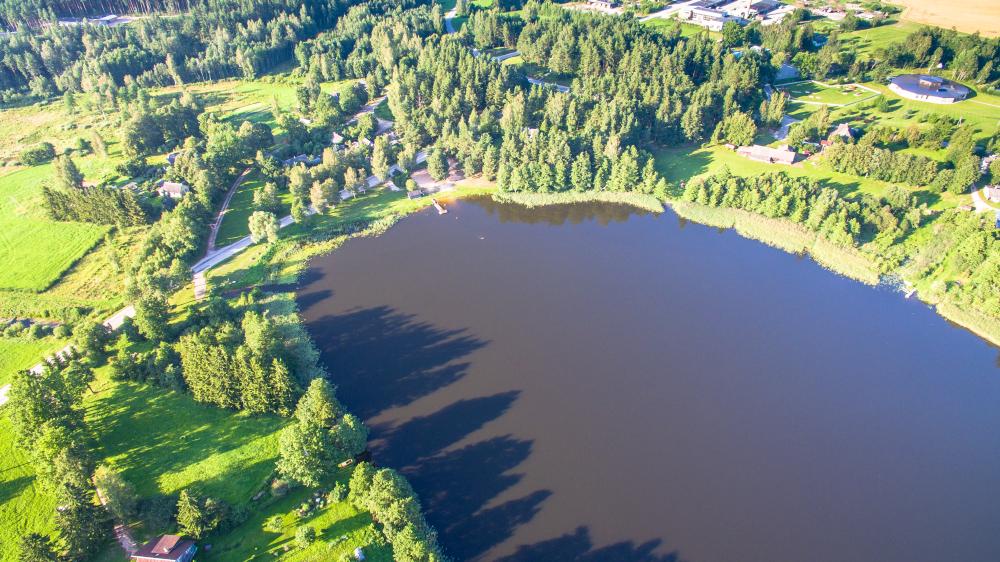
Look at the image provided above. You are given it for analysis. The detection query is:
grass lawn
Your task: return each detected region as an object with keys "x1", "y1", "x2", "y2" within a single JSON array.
[
  {"x1": 374, "y1": 99, "x2": 395, "y2": 122},
  {"x1": 642, "y1": 17, "x2": 721, "y2": 39},
  {"x1": 837, "y1": 21, "x2": 923, "y2": 57},
  {"x1": 0, "y1": 164, "x2": 110, "y2": 292},
  {"x1": 205, "y1": 471, "x2": 392, "y2": 562},
  {"x1": 85, "y1": 372, "x2": 286, "y2": 508},
  {"x1": 0, "y1": 415, "x2": 58, "y2": 562},
  {"x1": 0, "y1": 336, "x2": 66, "y2": 386},
  {"x1": 779, "y1": 81, "x2": 878, "y2": 107},
  {"x1": 217, "y1": 173, "x2": 264, "y2": 247}
]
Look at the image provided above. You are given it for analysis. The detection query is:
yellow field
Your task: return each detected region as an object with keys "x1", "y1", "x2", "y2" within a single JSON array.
[{"x1": 890, "y1": 0, "x2": 1000, "y2": 37}]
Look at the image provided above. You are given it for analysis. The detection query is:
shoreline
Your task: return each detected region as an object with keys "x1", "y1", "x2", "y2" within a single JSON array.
[{"x1": 276, "y1": 184, "x2": 1000, "y2": 360}]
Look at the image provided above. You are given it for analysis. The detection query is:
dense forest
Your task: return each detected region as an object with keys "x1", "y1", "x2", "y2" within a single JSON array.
[{"x1": 0, "y1": 0, "x2": 365, "y2": 100}]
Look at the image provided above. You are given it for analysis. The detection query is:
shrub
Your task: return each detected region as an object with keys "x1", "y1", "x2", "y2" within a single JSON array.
[
  {"x1": 265, "y1": 515, "x2": 284, "y2": 532},
  {"x1": 295, "y1": 526, "x2": 316, "y2": 549},
  {"x1": 20, "y1": 142, "x2": 55, "y2": 165},
  {"x1": 329, "y1": 482, "x2": 347, "y2": 503}
]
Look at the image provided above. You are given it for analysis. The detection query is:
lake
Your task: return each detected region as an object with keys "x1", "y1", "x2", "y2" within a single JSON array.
[{"x1": 297, "y1": 196, "x2": 1000, "y2": 562}]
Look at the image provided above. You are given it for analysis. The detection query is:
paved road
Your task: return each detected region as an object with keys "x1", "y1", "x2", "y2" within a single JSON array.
[{"x1": 444, "y1": 8, "x2": 457, "y2": 34}]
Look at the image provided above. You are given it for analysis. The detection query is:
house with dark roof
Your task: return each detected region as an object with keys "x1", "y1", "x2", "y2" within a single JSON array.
[{"x1": 131, "y1": 535, "x2": 196, "y2": 562}]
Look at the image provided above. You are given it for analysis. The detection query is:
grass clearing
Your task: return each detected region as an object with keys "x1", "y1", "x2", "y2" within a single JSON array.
[
  {"x1": 205, "y1": 472, "x2": 392, "y2": 562},
  {"x1": 215, "y1": 172, "x2": 292, "y2": 247},
  {"x1": 85, "y1": 371, "x2": 286, "y2": 508},
  {"x1": 642, "y1": 17, "x2": 721, "y2": 39},
  {"x1": 0, "y1": 336, "x2": 66, "y2": 386},
  {"x1": 0, "y1": 415, "x2": 58, "y2": 562},
  {"x1": 837, "y1": 21, "x2": 923, "y2": 57},
  {"x1": 779, "y1": 81, "x2": 878, "y2": 107},
  {"x1": 0, "y1": 165, "x2": 110, "y2": 292}
]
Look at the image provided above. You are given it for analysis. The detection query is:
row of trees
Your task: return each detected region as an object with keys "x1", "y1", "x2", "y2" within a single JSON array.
[
  {"x1": 681, "y1": 171, "x2": 923, "y2": 250},
  {"x1": 349, "y1": 462, "x2": 443, "y2": 562},
  {"x1": 826, "y1": 141, "x2": 980, "y2": 195},
  {"x1": 176, "y1": 309, "x2": 313, "y2": 415},
  {"x1": 8, "y1": 355, "x2": 111, "y2": 560}
]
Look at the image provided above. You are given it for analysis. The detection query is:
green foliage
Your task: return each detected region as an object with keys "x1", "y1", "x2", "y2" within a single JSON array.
[
  {"x1": 295, "y1": 525, "x2": 317, "y2": 549},
  {"x1": 20, "y1": 142, "x2": 55, "y2": 166},
  {"x1": 249, "y1": 211, "x2": 280, "y2": 244},
  {"x1": 681, "y1": 171, "x2": 921, "y2": 250},
  {"x1": 349, "y1": 463, "x2": 442, "y2": 562},
  {"x1": 277, "y1": 379, "x2": 368, "y2": 487},
  {"x1": 177, "y1": 489, "x2": 226, "y2": 540},
  {"x1": 18, "y1": 533, "x2": 59, "y2": 562},
  {"x1": 93, "y1": 465, "x2": 138, "y2": 522}
]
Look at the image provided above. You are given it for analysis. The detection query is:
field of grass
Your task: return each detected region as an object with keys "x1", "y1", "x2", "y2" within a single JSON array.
[
  {"x1": 205, "y1": 471, "x2": 392, "y2": 562},
  {"x1": 0, "y1": 415, "x2": 58, "y2": 562},
  {"x1": 779, "y1": 81, "x2": 878, "y2": 106},
  {"x1": 892, "y1": 0, "x2": 1000, "y2": 37},
  {"x1": 215, "y1": 172, "x2": 295, "y2": 247},
  {"x1": 642, "y1": 17, "x2": 721, "y2": 39},
  {"x1": 836, "y1": 20, "x2": 923, "y2": 57},
  {"x1": 0, "y1": 336, "x2": 66, "y2": 386},
  {"x1": 85, "y1": 372, "x2": 285, "y2": 508},
  {"x1": 0, "y1": 165, "x2": 111, "y2": 292}
]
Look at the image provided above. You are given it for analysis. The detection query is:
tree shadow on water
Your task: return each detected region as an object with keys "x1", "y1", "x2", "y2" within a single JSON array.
[
  {"x1": 403, "y1": 435, "x2": 548, "y2": 561},
  {"x1": 497, "y1": 526, "x2": 683, "y2": 562},
  {"x1": 305, "y1": 305, "x2": 488, "y2": 419}
]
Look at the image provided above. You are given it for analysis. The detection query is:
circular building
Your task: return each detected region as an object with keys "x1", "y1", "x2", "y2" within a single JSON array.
[{"x1": 888, "y1": 74, "x2": 970, "y2": 104}]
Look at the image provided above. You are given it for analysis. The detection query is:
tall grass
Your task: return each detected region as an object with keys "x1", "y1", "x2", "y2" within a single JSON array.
[{"x1": 669, "y1": 200, "x2": 881, "y2": 285}]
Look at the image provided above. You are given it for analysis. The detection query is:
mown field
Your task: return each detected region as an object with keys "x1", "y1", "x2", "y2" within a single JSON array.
[
  {"x1": 780, "y1": 81, "x2": 878, "y2": 106},
  {"x1": 891, "y1": 0, "x2": 1000, "y2": 37},
  {"x1": 215, "y1": 172, "x2": 296, "y2": 248},
  {"x1": 0, "y1": 165, "x2": 110, "y2": 292}
]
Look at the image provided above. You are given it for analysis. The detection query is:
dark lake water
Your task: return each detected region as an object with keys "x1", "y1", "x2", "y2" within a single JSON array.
[{"x1": 297, "y1": 196, "x2": 1000, "y2": 562}]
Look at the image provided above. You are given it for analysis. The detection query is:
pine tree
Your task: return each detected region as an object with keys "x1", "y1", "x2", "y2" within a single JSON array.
[
  {"x1": 53, "y1": 156, "x2": 84, "y2": 190},
  {"x1": 570, "y1": 152, "x2": 592, "y2": 192}
]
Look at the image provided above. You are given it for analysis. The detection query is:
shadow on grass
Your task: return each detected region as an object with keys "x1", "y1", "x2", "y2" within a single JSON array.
[{"x1": 84, "y1": 382, "x2": 284, "y2": 504}]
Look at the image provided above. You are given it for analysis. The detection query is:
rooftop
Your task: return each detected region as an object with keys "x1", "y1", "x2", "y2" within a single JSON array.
[
  {"x1": 132, "y1": 535, "x2": 195, "y2": 561},
  {"x1": 889, "y1": 74, "x2": 970, "y2": 100}
]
